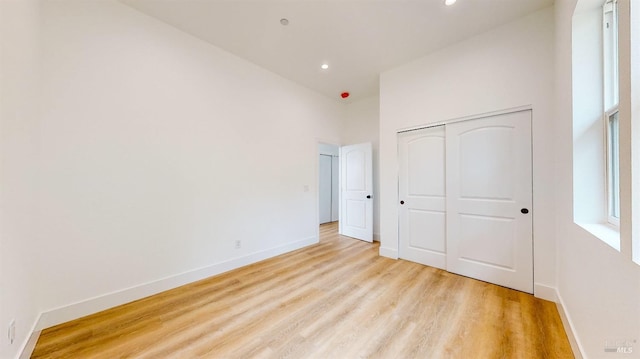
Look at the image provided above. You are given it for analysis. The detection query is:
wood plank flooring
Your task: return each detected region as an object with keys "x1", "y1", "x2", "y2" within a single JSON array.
[{"x1": 32, "y1": 222, "x2": 574, "y2": 358}]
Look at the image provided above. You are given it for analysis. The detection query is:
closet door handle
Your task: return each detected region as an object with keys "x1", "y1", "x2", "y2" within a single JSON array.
[
  {"x1": 521, "y1": 208, "x2": 529, "y2": 214},
  {"x1": 400, "y1": 200, "x2": 405, "y2": 205},
  {"x1": 367, "y1": 195, "x2": 371, "y2": 199}
]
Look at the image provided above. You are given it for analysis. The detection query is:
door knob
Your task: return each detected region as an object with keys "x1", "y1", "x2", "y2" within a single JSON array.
[
  {"x1": 521, "y1": 208, "x2": 529, "y2": 214},
  {"x1": 367, "y1": 195, "x2": 371, "y2": 199},
  {"x1": 400, "y1": 200, "x2": 405, "y2": 205}
]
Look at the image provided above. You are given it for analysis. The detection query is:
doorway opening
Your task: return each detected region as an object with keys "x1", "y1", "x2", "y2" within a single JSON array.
[
  {"x1": 318, "y1": 143, "x2": 340, "y2": 227},
  {"x1": 317, "y1": 141, "x2": 374, "y2": 243}
]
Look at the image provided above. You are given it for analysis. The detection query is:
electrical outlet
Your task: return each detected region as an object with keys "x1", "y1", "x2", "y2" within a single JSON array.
[
  {"x1": 235, "y1": 240, "x2": 241, "y2": 249},
  {"x1": 8, "y1": 320, "x2": 15, "y2": 345}
]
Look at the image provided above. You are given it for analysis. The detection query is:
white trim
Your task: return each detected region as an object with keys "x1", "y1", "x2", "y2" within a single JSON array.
[
  {"x1": 533, "y1": 283, "x2": 558, "y2": 302},
  {"x1": 604, "y1": 107, "x2": 620, "y2": 227},
  {"x1": 396, "y1": 105, "x2": 532, "y2": 134},
  {"x1": 602, "y1": 0, "x2": 619, "y2": 109},
  {"x1": 373, "y1": 232, "x2": 381, "y2": 242},
  {"x1": 18, "y1": 329, "x2": 41, "y2": 359},
  {"x1": 379, "y1": 246, "x2": 398, "y2": 259},
  {"x1": 556, "y1": 290, "x2": 586, "y2": 359},
  {"x1": 35, "y1": 236, "x2": 317, "y2": 331},
  {"x1": 576, "y1": 221, "x2": 621, "y2": 251},
  {"x1": 15, "y1": 316, "x2": 42, "y2": 359}
]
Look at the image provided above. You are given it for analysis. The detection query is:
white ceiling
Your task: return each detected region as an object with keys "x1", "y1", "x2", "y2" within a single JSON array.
[{"x1": 120, "y1": 0, "x2": 553, "y2": 102}]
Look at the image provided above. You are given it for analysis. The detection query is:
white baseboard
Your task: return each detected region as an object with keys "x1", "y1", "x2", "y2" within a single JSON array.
[
  {"x1": 534, "y1": 283, "x2": 558, "y2": 302},
  {"x1": 19, "y1": 329, "x2": 40, "y2": 359},
  {"x1": 35, "y1": 236, "x2": 317, "y2": 331},
  {"x1": 556, "y1": 290, "x2": 585, "y2": 359},
  {"x1": 379, "y1": 246, "x2": 398, "y2": 259},
  {"x1": 373, "y1": 232, "x2": 381, "y2": 242},
  {"x1": 15, "y1": 313, "x2": 42, "y2": 359},
  {"x1": 532, "y1": 285, "x2": 584, "y2": 358}
]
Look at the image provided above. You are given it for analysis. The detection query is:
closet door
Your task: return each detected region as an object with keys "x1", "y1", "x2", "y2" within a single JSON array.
[
  {"x1": 446, "y1": 110, "x2": 533, "y2": 293},
  {"x1": 398, "y1": 126, "x2": 446, "y2": 270}
]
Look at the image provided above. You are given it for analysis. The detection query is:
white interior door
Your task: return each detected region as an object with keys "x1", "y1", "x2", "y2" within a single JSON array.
[
  {"x1": 398, "y1": 126, "x2": 446, "y2": 269},
  {"x1": 319, "y1": 154, "x2": 332, "y2": 224},
  {"x1": 340, "y1": 143, "x2": 373, "y2": 242},
  {"x1": 446, "y1": 110, "x2": 533, "y2": 293}
]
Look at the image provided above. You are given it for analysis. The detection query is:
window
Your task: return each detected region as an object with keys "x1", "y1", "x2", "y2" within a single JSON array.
[
  {"x1": 603, "y1": 0, "x2": 619, "y2": 226},
  {"x1": 571, "y1": 0, "x2": 621, "y2": 249},
  {"x1": 603, "y1": 0, "x2": 618, "y2": 108}
]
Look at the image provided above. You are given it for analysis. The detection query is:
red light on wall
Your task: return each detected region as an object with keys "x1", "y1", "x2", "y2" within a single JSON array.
[{"x1": 341, "y1": 92, "x2": 350, "y2": 99}]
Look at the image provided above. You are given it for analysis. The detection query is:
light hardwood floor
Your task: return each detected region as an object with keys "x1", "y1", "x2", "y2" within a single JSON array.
[{"x1": 32, "y1": 222, "x2": 573, "y2": 358}]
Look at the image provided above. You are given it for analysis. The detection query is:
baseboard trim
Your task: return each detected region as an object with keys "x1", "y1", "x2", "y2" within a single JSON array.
[
  {"x1": 379, "y1": 246, "x2": 398, "y2": 259},
  {"x1": 533, "y1": 283, "x2": 558, "y2": 302},
  {"x1": 556, "y1": 290, "x2": 585, "y2": 359},
  {"x1": 373, "y1": 232, "x2": 381, "y2": 242},
  {"x1": 35, "y1": 236, "x2": 318, "y2": 331},
  {"x1": 16, "y1": 315, "x2": 42, "y2": 359},
  {"x1": 19, "y1": 329, "x2": 41, "y2": 359}
]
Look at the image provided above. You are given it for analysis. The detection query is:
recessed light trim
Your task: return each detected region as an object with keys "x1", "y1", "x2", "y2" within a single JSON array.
[
  {"x1": 321, "y1": 64, "x2": 329, "y2": 70},
  {"x1": 445, "y1": 0, "x2": 457, "y2": 5},
  {"x1": 280, "y1": 18, "x2": 289, "y2": 26}
]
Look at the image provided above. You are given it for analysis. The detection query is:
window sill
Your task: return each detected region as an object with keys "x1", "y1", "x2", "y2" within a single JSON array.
[{"x1": 576, "y1": 222, "x2": 620, "y2": 251}]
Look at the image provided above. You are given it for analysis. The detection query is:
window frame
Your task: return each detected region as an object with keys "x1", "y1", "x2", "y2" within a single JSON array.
[
  {"x1": 605, "y1": 107, "x2": 620, "y2": 226},
  {"x1": 603, "y1": 0, "x2": 620, "y2": 228},
  {"x1": 603, "y1": 0, "x2": 619, "y2": 109}
]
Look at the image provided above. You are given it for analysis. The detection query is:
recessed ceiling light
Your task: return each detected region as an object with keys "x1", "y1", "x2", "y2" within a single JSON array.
[
  {"x1": 280, "y1": 18, "x2": 289, "y2": 26},
  {"x1": 321, "y1": 64, "x2": 329, "y2": 70},
  {"x1": 445, "y1": 0, "x2": 457, "y2": 5}
]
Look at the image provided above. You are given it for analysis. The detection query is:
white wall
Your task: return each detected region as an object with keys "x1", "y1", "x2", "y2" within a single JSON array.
[
  {"x1": 343, "y1": 96, "x2": 380, "y2": 239},
  {"x1": 0, "y1": 1, "x2": 42, "y2": 358},
  {"x1": 554, "y1": 0, "x2": 640, "y2": 357},
  {"x1": 10, "y1": 2, "x2": 640, "y2": 359},
  {"x1": 379, "y1": 8, "x2": 557, "y2": 295},
  {"x1": 35, "y1": 0, "x2": 345, "y2": 329}
]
